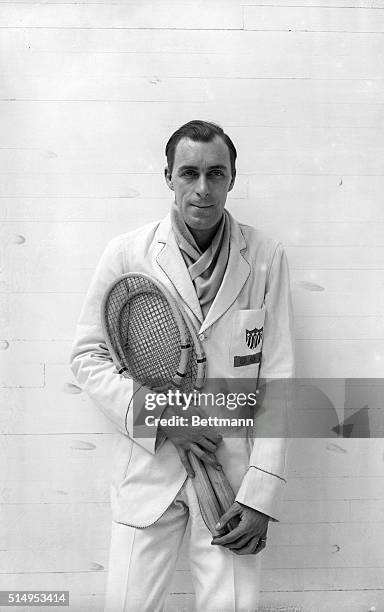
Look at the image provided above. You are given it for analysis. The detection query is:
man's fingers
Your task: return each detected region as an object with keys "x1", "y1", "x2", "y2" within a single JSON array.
[
  {"x1": 215, "y1": 503, "x2": 241, "y2": 531},
  {"x1": 253, "y1": 535, "x2": 267, "y2": 555},
  {"x1": 177, "y1": 447, "x2": 195, "y2": 478},
  {"x1": 233, "y1": 536, "x2": 261, "y2": 556},
  {"x1": 189, "y1": 444, "x2": 221, "y2": 470},
  {"x1": 221, "y1": 534, "x2": 252, "y2": 551},
  {"x1": 203, "y1": 430, "x2": 223, "y2": 445},
  {"x1": 196, "y1": 437, "x2": 217, "y2": 454},
  {"x1": 211, "y1": 525, "x2": 244, "y2": 545}
]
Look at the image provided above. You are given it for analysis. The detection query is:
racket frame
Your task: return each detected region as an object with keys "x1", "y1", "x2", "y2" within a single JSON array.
[{"x1": 101, "y1": 272, "x2": 206, "y2": 392}]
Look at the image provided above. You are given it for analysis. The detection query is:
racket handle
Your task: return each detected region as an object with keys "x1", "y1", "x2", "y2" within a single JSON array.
[
  {"x1": 188, "y1": 452, "x2": 223, "y2": 536},
  {"x1": 172, "y1": 343, "x2": 191, "y2": 387},
  {"x1": 204, "y1": 462, "x2": 240, "y2": 532},
  {"x1": 188, "y1": 452, "x2": 239, "y2": 536}
]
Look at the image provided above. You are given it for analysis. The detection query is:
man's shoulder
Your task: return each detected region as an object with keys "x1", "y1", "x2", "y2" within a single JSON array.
[
  {"x1": 235, "y1": 219, "x2": 282, "y2": 256},
  {"x1": 105, "y1": 219, "x2": 164, "y2": 252}
]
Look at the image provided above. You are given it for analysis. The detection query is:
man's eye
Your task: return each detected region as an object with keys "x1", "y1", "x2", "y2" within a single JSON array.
[
  {"x1": 181, "y1": 170, "x2": 197, "y2": 178},
  {"x1": 210, "y1": 170, "x2": 225, "y2": 177}
]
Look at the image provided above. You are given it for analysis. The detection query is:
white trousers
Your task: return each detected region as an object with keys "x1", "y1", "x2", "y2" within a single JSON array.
[{"x1": 104, "y1": 478, "x2": 261, "y2": 612}]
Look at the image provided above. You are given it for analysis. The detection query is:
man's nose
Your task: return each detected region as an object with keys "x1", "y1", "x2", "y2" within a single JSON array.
[{"x1": 196, "y1": 174, "x2": 209, "y2": 199}]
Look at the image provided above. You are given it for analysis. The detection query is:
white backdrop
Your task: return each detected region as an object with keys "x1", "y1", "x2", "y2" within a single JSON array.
[{"x1": 1, "y1": 1, "x2": 383, "y2": 610}]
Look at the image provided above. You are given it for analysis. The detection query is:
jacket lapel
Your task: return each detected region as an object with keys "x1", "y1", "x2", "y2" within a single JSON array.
[
  {"x1": 156, "y1": 215, "x2": 204, "y2": 324},
  {"x1": 155, "y1": 211, "x2": 250, "y2": 332},
  {"x1": 199, "y1": 213, "x2": 250, "y2": 334}
]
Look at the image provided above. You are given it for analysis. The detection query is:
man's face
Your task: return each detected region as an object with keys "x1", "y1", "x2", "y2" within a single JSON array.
[{"x1": 165, "y1": 136, "x2": 235, "y2": 233}]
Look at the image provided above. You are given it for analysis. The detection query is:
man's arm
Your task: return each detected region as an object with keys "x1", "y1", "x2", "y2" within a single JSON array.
[
  {"x1": 69, "y1": 236, "x2": 157, "y2": 454},
  {"x1": 235, "y1": 242, "x2": 294, "y2": 520},
  {"x1": 213, "y1": 243, "x2": 294, "y2": 553}
]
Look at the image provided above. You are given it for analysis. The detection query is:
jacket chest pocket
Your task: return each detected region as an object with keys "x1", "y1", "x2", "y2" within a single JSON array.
[{"x1": 229, "y1": 308, "x2": 265, "y2": 374}]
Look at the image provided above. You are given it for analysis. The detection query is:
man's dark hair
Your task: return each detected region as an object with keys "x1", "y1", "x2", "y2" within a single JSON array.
[{"x1": 165, "y1": 120, "x2": 237, "y2": 178}]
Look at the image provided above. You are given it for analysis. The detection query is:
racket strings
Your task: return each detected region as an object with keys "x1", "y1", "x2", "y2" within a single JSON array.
[
  {"x1": 102, "y1": 273, "x2": 205, "y2": 392},
  {"x1": 121, "y1": 296, "x2": 180, "y2": 387}
]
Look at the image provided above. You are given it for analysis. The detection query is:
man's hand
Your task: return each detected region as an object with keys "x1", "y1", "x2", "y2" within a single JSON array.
[
  {"x1": 159, "y1": 403, "x2": 223, "y2": 477},
  {"x1": 211, "y1": 501, "x2": 269, "y2": 555}
]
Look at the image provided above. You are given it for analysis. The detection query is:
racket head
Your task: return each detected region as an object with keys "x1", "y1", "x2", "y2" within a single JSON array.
[
  {"x1": 101, "y1": 273, "x2": 191, "y2": 392},
  {"x1": 101, "y1": 273, "x2": 205, "y2": 392}
]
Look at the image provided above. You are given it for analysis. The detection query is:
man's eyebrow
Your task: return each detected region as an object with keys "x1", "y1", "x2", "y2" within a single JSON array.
[
  {"x1": 177, "y1": 165, "x2": 198, "y2": 172},
  {"x1": 177, "y1": 164, "x2": 228, "y2": 171}
]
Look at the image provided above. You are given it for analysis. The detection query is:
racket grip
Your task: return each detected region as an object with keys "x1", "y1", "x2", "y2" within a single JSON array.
[
  {"x1": 188, "y1": 452, "x2": 240, "y2": 536},
  {"x1": 188, "y1": 452, "x2": 224, "y2": 536},
  {"x1": 204, "y1": 462, "x2": 240, "y2": 532},
  {"x1": 172, "y1": 343, "x2": 191, "y2": 387}
]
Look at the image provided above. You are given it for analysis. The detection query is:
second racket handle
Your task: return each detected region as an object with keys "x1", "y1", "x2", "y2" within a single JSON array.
[{"x1": 172, "y1": 342, "x2": 191, "y2": 388}]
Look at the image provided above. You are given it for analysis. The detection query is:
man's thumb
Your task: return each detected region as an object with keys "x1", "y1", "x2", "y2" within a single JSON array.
[{"x1": 216, "y1": 503, "x2": 239, "y2": 530}]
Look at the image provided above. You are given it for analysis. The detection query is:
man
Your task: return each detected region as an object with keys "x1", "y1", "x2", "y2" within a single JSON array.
[{"x1": 70, "y1": 120, "x2": 294, "y2": 611}]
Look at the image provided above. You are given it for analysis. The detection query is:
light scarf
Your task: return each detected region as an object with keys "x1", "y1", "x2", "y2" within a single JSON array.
[{"x1": 170, "y1": 202, "x2": 230, "y2": 318}]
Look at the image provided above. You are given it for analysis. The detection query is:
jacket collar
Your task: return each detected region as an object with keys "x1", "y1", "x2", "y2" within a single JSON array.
[{"x1": 155, "y1": 210, "x2": 250, "y2": 332}]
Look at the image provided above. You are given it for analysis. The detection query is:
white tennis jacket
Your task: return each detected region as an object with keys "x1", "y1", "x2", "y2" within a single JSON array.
[{"x1": 70, "y1": 211, "x2": 295, "y2": 526}]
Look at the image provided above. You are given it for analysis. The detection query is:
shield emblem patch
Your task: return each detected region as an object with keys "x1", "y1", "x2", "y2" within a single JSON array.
[{"x1": 246, "y1": 327, "x2": 263, "y2": 350}]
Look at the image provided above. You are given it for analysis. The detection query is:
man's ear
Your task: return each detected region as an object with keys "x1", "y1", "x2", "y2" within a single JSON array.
[
  {"x1": 228, "y1": 170, "x2": 236, "y2": 192},
  {"x1": 164, "y1": 167, "x2": 174, "y2": 191}
]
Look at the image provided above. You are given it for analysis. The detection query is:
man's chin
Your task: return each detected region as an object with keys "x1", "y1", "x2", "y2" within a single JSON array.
[
  {"x1": 186, "y1": 210, "x2": 223, "y2": 229},
  {"x1": 187, "y1": 217, "x2": 219, "y2": 232}
]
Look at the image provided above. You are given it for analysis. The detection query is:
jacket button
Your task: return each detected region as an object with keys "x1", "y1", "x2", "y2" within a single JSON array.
[{"x1": 199, "y1": 333, "x2": 206, "y2": 341}]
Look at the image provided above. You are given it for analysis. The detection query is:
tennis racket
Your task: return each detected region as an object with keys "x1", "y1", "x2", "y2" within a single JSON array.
[{"x1": 101, "y1": 272, "x2": 237, "y2": 535}]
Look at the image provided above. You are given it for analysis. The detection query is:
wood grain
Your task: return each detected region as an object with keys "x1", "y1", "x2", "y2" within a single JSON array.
[
  {"x1": 0, "y1": 100, "x2": 383, "y2": 137},
  {"x1": 2, "y1": 21, "x2": 383, "y2": 54},
  {"x1": 4, "y1": 46, "x2": 384, "y2": 80},
  {"x1": 2, "y1": 77, "x2": 384, "y2": 105},
  {"x1": 0, "y1": 3, "x2": 243, "y2": 29},
  {"x1": 244, "y1": 5, "x2": 384, "y2": 32}
]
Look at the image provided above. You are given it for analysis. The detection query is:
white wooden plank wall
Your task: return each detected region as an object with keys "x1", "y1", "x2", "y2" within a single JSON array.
[{"x1": 1, "y1": 1, "x2": 383, "y2": 610}]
